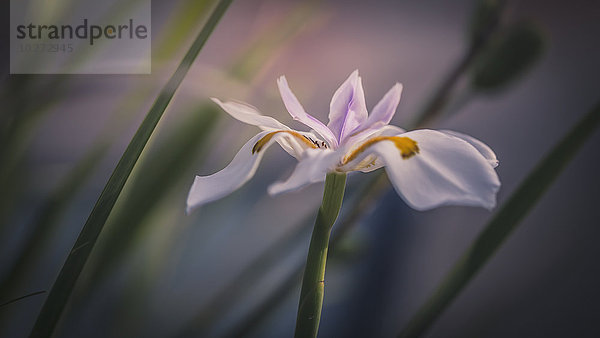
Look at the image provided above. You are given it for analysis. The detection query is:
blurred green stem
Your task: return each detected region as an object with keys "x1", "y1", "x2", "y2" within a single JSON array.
[
  {"x1": 413, "y1": 0, "x2": 505, "y2": 127},
  {"x1": 73, "y1": 105, "x2": 218, "y2": 307},
  {"x1": 28, "y1": 1, "x2": 233, "y2": 337},
  {"x1": 0, "y1": 0, "x2": 215, "y2": 317},
  {"x1": 398, "y1": 101, "x2": 600, "y2": 338},
  {"x1": 294, "y1": 173, "x2": 346, "y2": 338},
  {"x1": 413, "y1": 45, "x2": 480, "y2": 127},
  {"x1": 0, "y1": 0, "x2": 151, "y2": 229},
  {"x1": 0, "y1": 144, "x2": 106, "y2": 300}
]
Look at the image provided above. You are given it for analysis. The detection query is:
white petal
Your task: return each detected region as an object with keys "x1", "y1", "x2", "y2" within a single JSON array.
[
  {"x1": 275, "y1": 131, "x2": 326, "y2": 160},
  {"x1": 338, "y1": 125, "x2": 406, "y2": 173},
  {"x1": 370, "y1": 129, "x2": 500, "y2": 210},
  {"x1": 268, "y1": 148, "x2": 340, "y2": 195},
  {"x1": 344, "y1": 124, "x2": 406, "y2": 148},
  {"x1": 211, "y1": 98, "x2": 288, "y2": 130},
  {"x1": 372, "y1": 125, "x2": 406, "y2": 137},
  {"x1": 354, "y1": 154, "x2": 384, "y2": 173},
  {"x1": 187, "y1": 131, "x2": 284, "y2": 212},
  {"x1": 369, "y1": 83, "x2": 403, "y2": 126},
  {"x1": 347, "y1": 83, "x2": 403, "y2": 142},
  {"x1": 277, "y1": 76, "x2": 338, "y2": 147},
  {"x1": 327, "y1": 70, "x2": 369, "y2": 142},
  {"x1": 440, "y1": 130, "x2": 499, "y2": 168}
]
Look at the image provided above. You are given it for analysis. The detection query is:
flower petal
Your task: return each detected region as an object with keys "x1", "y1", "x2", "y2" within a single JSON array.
[
  {"x1": 338, "y1": 125, "x2": 406, "y2": 173},
  {"x1": 211, "y1": 98, "x2": 288, "y2": 130},
  {"x1": 187, "y1": 130, "x2": 295, "y2": 212},
  {"x1": 370, "y1": 129, "x2": 500, "y2": 210},
  {"x1": 344, "y1": 125, "x2": 407, "y2": 152},
  {"x1": 372, "y1": 125, "x2": 406, "y2": 137},
  {"x1": 262, "y1": 130, "x2": 326, "y2": 160},
  {"x1": 440, "y1": 130, "x2": 499, "y2": 168},
  {"x1": 345, "y1": 83, "x2": 403, "y2": 144},
  {"x1": 277, "y1": 76, "x2": 338, "y2": 147},
  {"x1": 268, "y1": 148, "x2": 340, "y2": 195},
  {"x1": 327, "y1": 70, "x2": 369, "y2": 143},
  {"x1": 369, "y1": 83, "x2": 403, "y2": 126}
]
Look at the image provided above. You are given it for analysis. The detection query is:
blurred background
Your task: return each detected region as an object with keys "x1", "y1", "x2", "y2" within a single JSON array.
[{"x1": 1, "y1": 0, "x2": 600, "y2": 337}]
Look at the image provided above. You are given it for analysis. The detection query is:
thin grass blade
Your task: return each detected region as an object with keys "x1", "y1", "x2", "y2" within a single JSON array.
[
  {"x1": 0, "y1": 144, "x2": 105, "y2": 301},
  {"x1": 398, "y1": 101, "x2": 600, "y2": 338},
  {"x1": 0, "y1": 291, "x2": 46, "y2": 308},
  {"x1": 0, "y1": 0, "x2": 217, "y2": 308},
  {"x1": 28, "y1": 1, "x2": 233, "y2": 337},
  {"x1": 80, "y1": 105, "x2": 218, "y2": 295}
]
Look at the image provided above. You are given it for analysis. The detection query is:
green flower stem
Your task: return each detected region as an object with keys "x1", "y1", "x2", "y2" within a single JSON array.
[
  {"x1": 295, "y1": 172, "x2": 347, "y2": 338},
  {"x1": 222, "y1": 175, "x2": 386, "y2": 337},
  {"x1": 398, "y1": 101, "x2": 600, "y2": 338}
]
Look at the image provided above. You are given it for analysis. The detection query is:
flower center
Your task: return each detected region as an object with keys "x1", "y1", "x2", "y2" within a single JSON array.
[
  {"x1": 252, "y1": 130, "x2": 320, "y2": 154},
  {"x1": 342, "y1": 136, "x2": 419, "y2": 164}
]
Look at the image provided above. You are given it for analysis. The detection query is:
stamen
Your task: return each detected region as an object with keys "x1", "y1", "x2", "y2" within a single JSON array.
[
  {"x1": 342, "y1": 136, "x2": 419, "y2": 164},
  {"x1": 252, "y1": 130, "x2": 319, "y2": 154},
  {"x1": 302, "y1": 135, "x2": 328, "y2": 149},
  {"x1": 366, "y1": 158, "x2": 377, "y2": 168}
]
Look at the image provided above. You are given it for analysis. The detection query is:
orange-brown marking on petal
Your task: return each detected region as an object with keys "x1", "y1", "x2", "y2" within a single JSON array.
[
  {"x1": 342, "y1": 136, "x2": 419, "y2": 164},
  {"x1": 252, "y1": 130, "x2": 318, "y2": 154}
]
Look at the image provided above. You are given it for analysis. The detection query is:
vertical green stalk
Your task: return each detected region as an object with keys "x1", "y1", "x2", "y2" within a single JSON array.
[{"x1": 294, "y1": 172, "x2": 347, "y2": 338}]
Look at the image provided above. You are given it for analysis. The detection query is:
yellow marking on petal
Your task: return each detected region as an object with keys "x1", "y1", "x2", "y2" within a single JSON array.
[
  {"x1": 252, "y1": 130, "x2": 318, "y2": 154},
  {"x1": 342, "y1": 136, "x2": 419, "y2": 164},
  {"x1": 351, "y1": 156, "x2": 378, "y2": 171}
]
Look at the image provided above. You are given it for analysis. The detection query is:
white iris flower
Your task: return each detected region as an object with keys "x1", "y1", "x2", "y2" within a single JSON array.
[{"x1": 187, "y1": 70, "x2": 500, "y2": 213}]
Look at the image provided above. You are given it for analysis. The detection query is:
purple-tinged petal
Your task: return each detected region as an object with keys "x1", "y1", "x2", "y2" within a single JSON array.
[
  {"x1": 211, "y1": 98, "x2": 289, "y2": 130},
  {"x1": 369, "y1": 82, "x2": 403, "y2": 125},
  {"x1": 277, "y1": 76, "x2": 338, "y2": 147},
  {"x1": 343, "y1": 83, "x2": 403, "y2": 145},
  {"x1": 327, "y1": 70, "x2": 368, "y2": 143}
]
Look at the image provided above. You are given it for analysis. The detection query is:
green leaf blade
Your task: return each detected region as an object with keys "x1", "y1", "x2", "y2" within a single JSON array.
[
  {"x1": 28, "y1": 1, "x2": 233, "y2": 337},
  {"x1": 399, "y1": 101, "x2": 600, "y2": 338}
]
